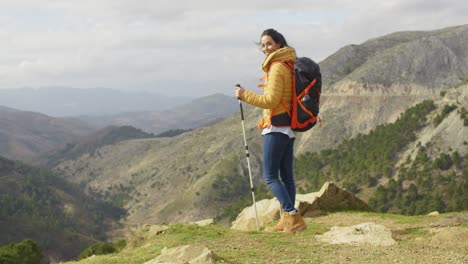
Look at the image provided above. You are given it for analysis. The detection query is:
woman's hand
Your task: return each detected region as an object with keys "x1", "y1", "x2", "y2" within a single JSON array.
[{"x1": 234, "y1": 85, "x2": 245, "y2": 99}]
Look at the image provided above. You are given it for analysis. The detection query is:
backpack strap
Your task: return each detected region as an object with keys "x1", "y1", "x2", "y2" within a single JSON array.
[{"x1": 275, "y1": 61, "x2": 295, "y2": 117}]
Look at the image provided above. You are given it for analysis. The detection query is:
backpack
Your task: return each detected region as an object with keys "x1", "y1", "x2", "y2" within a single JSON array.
[{"x1": 280, "y1": 57, "x2": 322, "y2": 132}]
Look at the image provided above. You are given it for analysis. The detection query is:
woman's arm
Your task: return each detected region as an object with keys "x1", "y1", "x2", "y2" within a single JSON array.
[{"x1": 240, "y1": 63, "x2": 288, "y2": 109}]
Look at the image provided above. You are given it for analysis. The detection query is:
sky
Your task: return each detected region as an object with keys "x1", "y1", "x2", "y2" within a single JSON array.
[{"x1": 1, "y1": 0, "x2": 467, "y2": 97}]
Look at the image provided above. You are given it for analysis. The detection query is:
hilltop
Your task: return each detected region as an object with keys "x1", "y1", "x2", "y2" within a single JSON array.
[{"x1": 64, "y1": 211, "x2": 468, "y2": 263}]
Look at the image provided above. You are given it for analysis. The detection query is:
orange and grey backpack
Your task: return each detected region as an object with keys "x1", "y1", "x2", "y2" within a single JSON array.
[{"x1": 280, "y1": 57, "x2": 322, "y2": 132}]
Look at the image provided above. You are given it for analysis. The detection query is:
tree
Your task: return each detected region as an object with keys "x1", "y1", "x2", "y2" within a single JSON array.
[
  {"x1": 433, "y1": 153, "x2": 453, "y2": 170},
  {"x1": 428, "y1": 194, "x2": 445, "y2": 213}
]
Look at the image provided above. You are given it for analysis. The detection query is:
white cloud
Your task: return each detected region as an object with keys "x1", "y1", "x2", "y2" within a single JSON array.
[{"x1": 0, "y1": 0, "x2": 467, "y2": 96}]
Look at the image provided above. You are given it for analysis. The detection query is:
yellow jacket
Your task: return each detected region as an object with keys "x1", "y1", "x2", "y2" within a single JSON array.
[{"x1": 240, "y1": 47, "x2": 296, "y2": 129}]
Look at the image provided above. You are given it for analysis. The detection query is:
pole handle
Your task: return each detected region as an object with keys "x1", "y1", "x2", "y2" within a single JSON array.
[{"x1": 236, "y1": 84, "x2": 245, "y2": 120}]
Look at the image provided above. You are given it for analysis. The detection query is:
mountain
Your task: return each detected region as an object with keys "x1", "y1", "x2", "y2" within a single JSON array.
[
  {"x1": 52, "y1": 24, "x2": 468, "y2": 226},
  {"x1": 295, "y1": 24, "x2": 468, "y2": 155},
  {"x1": 321, "y1": 24, "x2": 468, "y2": 92},
  {"x1": 76, "y1": 93, "x2": 239, "y2": 134},
  {"x1": 40, "y1": 125, "x2": 156, "y2": 167},
  {"x1": 53, "y1": 85, "x2": 466, "y2": 225},
  {"x1": 0, "y1": 87, "x2": 192, "y2": 117},
  {"x1": 0, "y1": 106, "x2": 95, "y2": 163},
  {"x1": 0, "y1": 156, "x2": 124, "y2": 261},
  {"x1": 0, "y1": 93, "x2": 237, "y2": 165},
  {"x1": 53, "y1": 106, "x2": 263, "y2": 225}
]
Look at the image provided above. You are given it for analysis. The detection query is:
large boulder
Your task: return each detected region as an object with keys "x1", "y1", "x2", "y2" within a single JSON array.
[{"x1": 231, "y1": 182, "x2": 372, "y2": 231}]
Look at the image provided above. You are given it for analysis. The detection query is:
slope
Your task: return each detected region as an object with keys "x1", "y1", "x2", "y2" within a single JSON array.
[
  {"x1": 0, "y1": 106, "x2": 94, "y2": 164},
  {"x1": 76, "y1": 93, "x2": 239, "y2": 134},
  {"x1": 0, "y1": 156, "x2": 125, "y2": 261},
  {"x1": 296, "y1": 24, "x2": 468, "y2": 154}
]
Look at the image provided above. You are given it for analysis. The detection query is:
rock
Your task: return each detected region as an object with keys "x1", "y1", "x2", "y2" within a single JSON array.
[
  {"x1": 148, "y1": 225, "x2": 169, "y2": 236},
  {"x1": 144, "y1": 245, "x2": 216, "y2": 264},
  {"x1": 431, "y1": 215, "x2": 468, "y2": 227},
  {"x1": 317, "y1": 222, "x2": 396, "y2": 246},
  {"x1": 297, "y1": 182, "x2": 373, "y2": 217},
  {"x1": 231, "y1": 182, "x2": 372, "y2": 231},
  {"x1": 230, "y1": 198, "x2": 281, "y2": 231},
  {"x1": 190, "y1": 219, "x2": 214, "y2": 226},
  {"x1": 427, "y1": 211, "x2": 440, "y2": 216}
]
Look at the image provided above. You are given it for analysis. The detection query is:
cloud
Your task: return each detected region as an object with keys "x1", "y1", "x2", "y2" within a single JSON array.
[{"x1": 0, "y1": 0, "x2": 467, "y2": 96}]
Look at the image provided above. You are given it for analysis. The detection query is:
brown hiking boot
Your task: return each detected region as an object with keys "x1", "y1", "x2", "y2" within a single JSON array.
[
  {"x1": 265, "y1": 212, "x2": 287, "y2": 232},
  {"x1": 284, "y1": 212, "x2": 307, "y2": 233}
]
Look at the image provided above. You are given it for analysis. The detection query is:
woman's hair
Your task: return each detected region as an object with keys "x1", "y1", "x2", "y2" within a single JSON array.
[{"x1": 261, "y1": 28, "x2": 289, "y2": 48}]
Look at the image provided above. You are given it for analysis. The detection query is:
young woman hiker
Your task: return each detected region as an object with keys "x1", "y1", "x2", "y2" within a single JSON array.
[{"x1": 234, "y1": 28, "x2": 306, "y2": 233}]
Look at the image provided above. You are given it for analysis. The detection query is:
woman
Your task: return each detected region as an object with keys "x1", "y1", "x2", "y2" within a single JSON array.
[{"x1": 234, "y1": 29, "x2": 306, "y2": 233}]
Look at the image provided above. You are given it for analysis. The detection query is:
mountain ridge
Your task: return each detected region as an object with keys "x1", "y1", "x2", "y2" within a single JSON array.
[
  {"x1": 0, "y1": 87, "x2": 192, "y2": 117},
  {"x1": 321, "y1": 24, "x2": 468, "y2": 93},
  {"x1": 0, "y1": 106, "x2": 95, "y2": 163}
]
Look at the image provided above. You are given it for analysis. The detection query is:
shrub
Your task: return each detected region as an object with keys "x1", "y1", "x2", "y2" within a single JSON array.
[
  {"x1": 78, "y1": 240, "x2": 126, "y2": 260},
  {"x1": 0, "y1": 239, "x2": 43, "y2": 264},
  {"x1": 433, "y1": 104, "x2": 457, "y2": 126}
]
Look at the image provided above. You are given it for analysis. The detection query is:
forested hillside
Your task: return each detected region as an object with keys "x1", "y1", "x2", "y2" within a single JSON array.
[
  {"x1": 0, "y1": 156, "x2": 125, "y2": 261},
  {"x1": 214, "y1": 98, "x2": 467, "y2": 221},
  {"x1": 295, "y1": 100, "x2": 466, "y2": 215}
]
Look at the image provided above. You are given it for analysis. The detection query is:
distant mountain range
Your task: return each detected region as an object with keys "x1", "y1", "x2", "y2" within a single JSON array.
[
  {"x1": 76, "y1": 93, "x2": 239, "y2": 134},
  {"x1": 0, "y1": 93, "x2": 238, "y2": 163},
  {"x1": 0, "y1": 87, "x2": 193, "y2": 117}
]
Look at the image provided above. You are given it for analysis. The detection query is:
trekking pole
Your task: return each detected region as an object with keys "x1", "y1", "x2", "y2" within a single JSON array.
[{"x1": 236, "y1": 84, "x2": 260, "y2": 231}]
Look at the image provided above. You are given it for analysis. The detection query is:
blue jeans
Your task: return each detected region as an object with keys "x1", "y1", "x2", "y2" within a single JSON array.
[{"x1": 263, "y1": 132, "x2": 296, "y2": 212}]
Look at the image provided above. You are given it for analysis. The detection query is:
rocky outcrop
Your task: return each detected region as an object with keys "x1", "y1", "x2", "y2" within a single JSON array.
[
  {"x1": 298, "y1": 182, "x2": 373, "y2": 217},
  {"x1": 231, "y1": 182, "x2": 372, "y2": 231}
]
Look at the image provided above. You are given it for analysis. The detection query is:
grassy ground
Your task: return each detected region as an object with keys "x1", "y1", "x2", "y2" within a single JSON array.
[{"x1": 64, "y1": 211, "x2": 468, "y2": 264}]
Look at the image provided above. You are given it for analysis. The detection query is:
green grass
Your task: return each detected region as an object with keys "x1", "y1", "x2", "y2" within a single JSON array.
[
  {"x1": 65, "y1": 211, "x2": 468, "y2": 264},
  {"x1": 65, "y1": 221, "x2": 330, "y2": 264}
]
